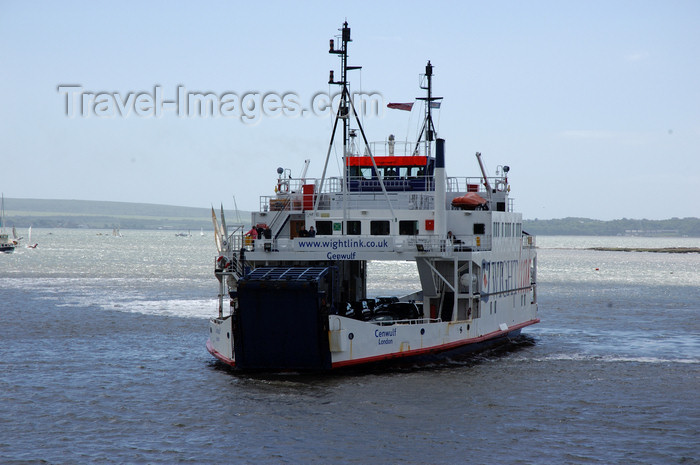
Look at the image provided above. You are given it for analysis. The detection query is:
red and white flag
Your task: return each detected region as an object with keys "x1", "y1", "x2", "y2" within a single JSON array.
[{"x1": 387, "y1": 102, "x2": 414, "y2": 111}]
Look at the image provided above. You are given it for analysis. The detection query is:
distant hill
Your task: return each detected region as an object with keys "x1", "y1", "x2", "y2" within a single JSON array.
[
  {"x1": 523, "y1": 217, "x2": 700, "y2": 237},
  {"x1": 3, "y1": 198, "x2": 250, "y2": 230},
  {"x1": 3, "y1": 198, "x2": 698, "y2": 236}
]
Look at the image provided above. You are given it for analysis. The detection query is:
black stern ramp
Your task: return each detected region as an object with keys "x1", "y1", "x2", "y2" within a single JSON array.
[{"x1": 234, "y1": 266, "x2": 336, "y2": 371}]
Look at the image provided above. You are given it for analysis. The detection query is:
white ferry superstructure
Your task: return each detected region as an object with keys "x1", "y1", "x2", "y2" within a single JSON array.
[{"x1": 207, "y1": 22, "x2": 538, "y2": 371}]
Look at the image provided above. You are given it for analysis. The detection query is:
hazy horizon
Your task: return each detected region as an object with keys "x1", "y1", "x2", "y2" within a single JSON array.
[
  {"x1": 3, "y1": 197, "x2": 698, "y2": 223},
  {"x1": 2, "y1": 2, "x2": 699, "y2": 220}
]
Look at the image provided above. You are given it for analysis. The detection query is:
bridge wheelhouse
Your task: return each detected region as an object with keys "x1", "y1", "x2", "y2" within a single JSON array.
[{"x1": 346, "y1": 155, "x2": 435, "y2": 192}]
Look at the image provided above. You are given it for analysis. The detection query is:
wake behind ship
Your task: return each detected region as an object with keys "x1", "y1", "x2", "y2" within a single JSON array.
[{"x1": 207, "y1": 22, "x2": 538, "y2": 371}]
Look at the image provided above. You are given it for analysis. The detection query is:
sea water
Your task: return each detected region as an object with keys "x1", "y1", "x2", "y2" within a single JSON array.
[{"x1": 1, "y1": 230, "x2": 698, "y2": 464}]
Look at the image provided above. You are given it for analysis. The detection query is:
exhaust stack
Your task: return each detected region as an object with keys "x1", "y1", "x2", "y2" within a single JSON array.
[{"x1": 435, "y1": 138, "x2": 447, "y2": 239}]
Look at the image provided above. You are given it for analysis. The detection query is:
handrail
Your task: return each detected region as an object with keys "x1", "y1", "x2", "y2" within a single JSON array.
[
  {"x1": 371, "y1": 317, "x2": 441, "y2": 326},
  {"x1": 267, "y1": 197, "x2": 291, "y2": 230},
  {"x1": 258, "y1": 175, "x2": 505, "y2": 198},
  {"x1": 406, "y1": 234, "x2": 492, "y2": 251},
  {"x1": 364, "y1": 140, "x2": 429, "y2": 157}
]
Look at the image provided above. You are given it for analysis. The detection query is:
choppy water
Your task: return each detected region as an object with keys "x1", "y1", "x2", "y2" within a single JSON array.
[{"x1": 1, "y1": 230, "x2": 699, "y2": 464}]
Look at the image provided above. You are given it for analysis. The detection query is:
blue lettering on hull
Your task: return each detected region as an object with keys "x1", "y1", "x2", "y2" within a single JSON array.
[{"x1": 375, "y1": 328, "x2": 396, "y2": 346}]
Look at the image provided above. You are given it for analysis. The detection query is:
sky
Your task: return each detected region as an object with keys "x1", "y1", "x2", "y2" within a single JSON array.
[{"x1": 1, "y1": 0, "x2": 699, "y2": 220}]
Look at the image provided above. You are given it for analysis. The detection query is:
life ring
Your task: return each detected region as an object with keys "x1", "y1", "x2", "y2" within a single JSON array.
[{"x1": 276, "y1": 180, "x2": 289, "y2": 194}]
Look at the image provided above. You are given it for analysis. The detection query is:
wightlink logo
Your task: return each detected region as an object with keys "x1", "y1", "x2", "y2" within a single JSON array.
[
  {"x1": 295, "y1": 237, "x2": 393, "y2": 259},
  {"x1": 57, "y1": 85, "x2": 384, "y2": 124}
]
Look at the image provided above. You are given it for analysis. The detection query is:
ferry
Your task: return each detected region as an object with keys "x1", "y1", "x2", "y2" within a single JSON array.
[{"x1": 207, "y1": 22, "x2": 538, "y2": 371}]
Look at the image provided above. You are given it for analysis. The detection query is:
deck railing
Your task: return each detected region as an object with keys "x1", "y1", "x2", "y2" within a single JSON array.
[
  {"x1": 258, "y1": 174, "x2": 510, "y2": 213},
  {"x1": 364, "y1": 140, "x2": 429, "y2": 157},
  {"x1": 406, "y1": 234, "x2": 493, "y2": 252}
]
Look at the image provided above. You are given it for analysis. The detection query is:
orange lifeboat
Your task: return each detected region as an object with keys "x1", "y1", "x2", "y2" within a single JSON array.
[{"x1": 451, "y1": 192, "x2": 487, "y2": 210}]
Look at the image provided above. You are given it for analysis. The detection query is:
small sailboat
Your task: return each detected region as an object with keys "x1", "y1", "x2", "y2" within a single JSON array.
[
  {"x1": 1, "y1": 194, "x2": 16, "y2": 253},
  {"x1": 26, "y1": 226, "x2": 38, "y2": 248}
]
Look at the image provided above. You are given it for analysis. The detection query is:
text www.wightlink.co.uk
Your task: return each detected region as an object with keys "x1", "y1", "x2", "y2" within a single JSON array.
[
  {"x1": 296, "y1": 238, "x2": 391, "y2": 250},
  {"x1": 295, "y1": 238, "x2": 392, "y2": 260}
]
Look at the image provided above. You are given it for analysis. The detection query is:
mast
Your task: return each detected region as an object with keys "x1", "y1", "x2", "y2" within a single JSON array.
[
  {"x1": 315, "y1": 22, "x2": 396, "y2": 221},
  {"x1": 414, "y1": 61, "x2": 442, "y2": 157},
  {"x1": 425, "y1": 61, "x2": 434, "y2": 157},
  {"x1": 328, "y1": 21, "x2": 360, "y2": 160},
  {"x1": 328, "y1": 22, "x2": 356, "y2": 219},
  {"x1": 1, "y1": 194, "x2": 5, "y2": 232}
]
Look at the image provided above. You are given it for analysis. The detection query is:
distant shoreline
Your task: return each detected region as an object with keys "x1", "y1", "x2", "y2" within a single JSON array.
[
  {"x1": 523, "y1": 217, "x2": 699, "y2": 237},
  {"x1": 3, "y1": 198, "x2": 246, "y2": 232},
  {"x1": 3, "y1": 198, "x2": 699, "y2": 237},
  {"x1": 588, "y1": 247, "x2": 700, "y2": 254}
]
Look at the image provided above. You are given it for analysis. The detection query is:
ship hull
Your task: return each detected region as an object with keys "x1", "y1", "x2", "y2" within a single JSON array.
[{"x1": 207, "y1": 313, "x2": 538, "y2": 372}]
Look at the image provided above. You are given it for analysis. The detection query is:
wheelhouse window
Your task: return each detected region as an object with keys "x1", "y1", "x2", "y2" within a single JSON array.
[
  {"x1": 370, "y1": 220, "x2": 390, "y2": 235},
  {"x1": 381, "y1": 167, "x2": 399, "y2": 179},
  {"x1": 346, "y1": 156, "x2": 431, "y2": 180},
  {"x1": 348, "y1": 166, "x2": 373, "y2": 179},
  {"x1": 406, "y1": 166, "x2": 425, "y2": 178}
]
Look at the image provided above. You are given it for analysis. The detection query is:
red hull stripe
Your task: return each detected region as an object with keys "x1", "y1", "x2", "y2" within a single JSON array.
[
  {"x1": 207, "y1": 318, "x2": 539, "y2": 371},
  {"x1": 206, "y1": 339, "x2": 236, "y2": 368},
  {"x1": 331, "y1": 318, "x2": 540, "y2": 369}
]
